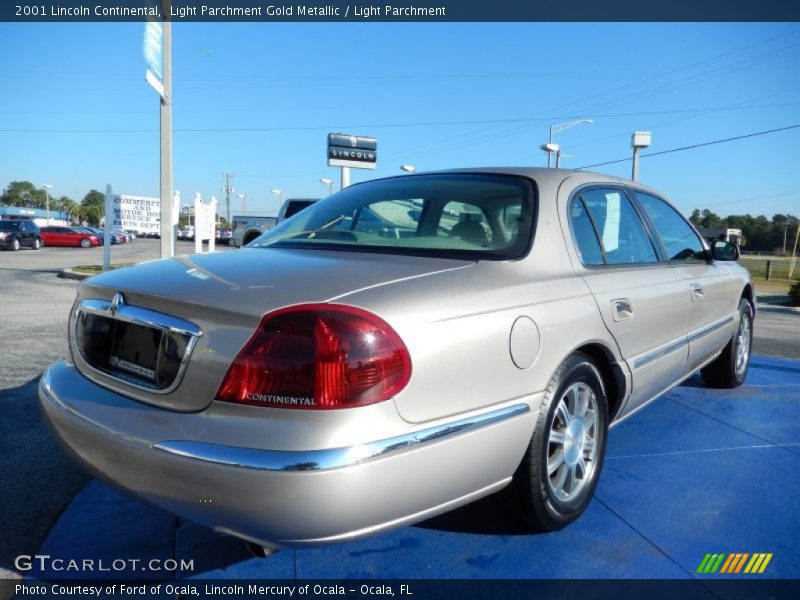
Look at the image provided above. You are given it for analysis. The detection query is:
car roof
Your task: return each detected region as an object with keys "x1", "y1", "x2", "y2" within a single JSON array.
[{"x1": 369, "y1": 167, "x2": 665, "y2": 197}]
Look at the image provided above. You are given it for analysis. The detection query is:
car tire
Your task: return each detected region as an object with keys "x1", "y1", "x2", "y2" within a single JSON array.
[
  {"x1": 80, "y1": 238, "x2": 91, "y2": 248},
  {"x1": 11, "y1": 237, "x2": 20, "y2": 251},
  {"x1": 511, "y1": 352, "x2": 609, "y2": 531},
  {"x1": 701, "y1": 298, "x2": 753, "y2": 389},
  {"x1": 32, "y1": 237, "x2": 41, "y2": 250}
]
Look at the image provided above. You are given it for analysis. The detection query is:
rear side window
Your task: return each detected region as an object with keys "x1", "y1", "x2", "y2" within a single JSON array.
[
  {"x1": 570, "y1": 188, "x2": 658, "y2": 266},
  {"x1": 634, "y1": 192, "x2": 706, "y2": 262},
  {"x1": 569, "y1": 199, "x2": 604, "y2": 265}
]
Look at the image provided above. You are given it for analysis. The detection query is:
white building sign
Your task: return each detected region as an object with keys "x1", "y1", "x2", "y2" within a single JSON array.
[{"x1": 112, "y1": 194, "x2": 161, "y2": 234}]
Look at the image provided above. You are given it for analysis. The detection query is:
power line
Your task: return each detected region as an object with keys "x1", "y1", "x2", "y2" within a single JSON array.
[
  {"x1": 2, "y1": 102, "x2": 799, "y2": 135},
  {"x1": 576, "y1": 123, "x2": 800, "y2": 170},
  {"x1": 677, "y1": 188, "x2": 800, "y2": 211},
  {"x1": 379, "y1": 29, "x2": 800, "y2": 162}
]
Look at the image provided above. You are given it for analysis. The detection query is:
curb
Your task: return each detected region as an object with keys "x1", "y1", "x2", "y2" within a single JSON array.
[
  {"x1": 757, "y1": 304, "x2": 800, "y2": 315},
  {"x1": 58, "y1": 268, "x2": 92, "y2": 281}
]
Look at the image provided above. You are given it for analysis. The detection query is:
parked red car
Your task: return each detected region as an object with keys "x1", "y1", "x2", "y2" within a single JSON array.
[{"x1": 40, "y1": 226, "x2": 101, "y2": 248}]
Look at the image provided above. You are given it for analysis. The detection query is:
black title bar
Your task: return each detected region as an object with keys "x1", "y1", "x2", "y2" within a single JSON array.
[{"x1": 5, "y1": 1, "x2": 800, "y2": 21}]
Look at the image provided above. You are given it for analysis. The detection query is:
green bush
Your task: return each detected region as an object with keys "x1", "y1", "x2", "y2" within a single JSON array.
[{"x1": 790, "y1": 281, "x2": 800, "y2": 304}]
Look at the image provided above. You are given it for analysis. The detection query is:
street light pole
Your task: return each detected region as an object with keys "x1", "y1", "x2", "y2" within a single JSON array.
[
  {"x1": 271, "y1": 189, "x2": 283, "y2": 206},
  {"x1": 236, "y1": 192, "x2": 247, "y2": 216},
  {"x1": 320, "y1": 178, "x2": 334, "y2": 195},
  {"x1": 41, "y1": 184, "x2": 53, "y2": 225},
  {"x1": 543, "y1": 119, "x2": 593, "y2": 167}
]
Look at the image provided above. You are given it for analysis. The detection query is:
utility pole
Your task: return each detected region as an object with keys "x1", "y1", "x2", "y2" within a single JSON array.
[
  {"x1": 222, "y1": 172, "x2": 234, "y2": 224},
  {"x1": 158, "y1": 2, "x2": 174, "y2": 259},
  {"x1": 783, "y1": 222, "x2": 789, "y2": 255}
]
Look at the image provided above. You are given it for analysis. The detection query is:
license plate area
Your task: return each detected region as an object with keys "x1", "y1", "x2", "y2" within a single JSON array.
[{"x1": 75, "y1": 300, "x2": 199, "y2": 393}]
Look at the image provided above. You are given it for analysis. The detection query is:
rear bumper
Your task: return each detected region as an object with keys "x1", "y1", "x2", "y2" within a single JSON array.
[{"x1": 39, "y1": 361, "x2": 536, "y2": 547}]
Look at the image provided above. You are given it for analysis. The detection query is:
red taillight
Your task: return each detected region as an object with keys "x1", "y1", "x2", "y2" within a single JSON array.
[{"x1": 216, "y1": 304, "x2": 411, "y2": 410}]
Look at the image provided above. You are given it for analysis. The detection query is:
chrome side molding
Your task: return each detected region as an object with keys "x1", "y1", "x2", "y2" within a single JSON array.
[{"x1": 153, "y1": 403, "x2": 530, "y2": 472}]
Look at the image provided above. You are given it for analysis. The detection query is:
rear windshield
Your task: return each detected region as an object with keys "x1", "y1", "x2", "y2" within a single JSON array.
[
  {"x1": 249, "y1": 174, "x2": 536, "y2": 260},
  {"x1": 0, "y1": 221, "x2": 21, "y2": 231}
]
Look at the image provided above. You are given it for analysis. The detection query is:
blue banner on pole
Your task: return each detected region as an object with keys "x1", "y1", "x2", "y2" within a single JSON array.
[{"x1": 143, "y1": 21, "x2": 163, "y2": 97}]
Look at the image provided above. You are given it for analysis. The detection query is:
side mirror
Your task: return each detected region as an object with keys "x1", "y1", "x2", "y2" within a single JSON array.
[{"x1": 711, "y1": 240, "x2": 739, "y2": 261}]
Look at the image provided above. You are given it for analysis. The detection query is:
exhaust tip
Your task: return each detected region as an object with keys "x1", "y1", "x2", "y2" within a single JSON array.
[{"x1": 245, "y1": 540, "x2": 279, "y2": 558}]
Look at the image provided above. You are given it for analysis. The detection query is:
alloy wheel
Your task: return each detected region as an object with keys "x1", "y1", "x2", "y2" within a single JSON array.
[
  {"x1": 547, "y1": 382, "x2": 599, "y2": 502},
  {"x1": 735, "y1": 311, "x2": 751, "y2": 379}
]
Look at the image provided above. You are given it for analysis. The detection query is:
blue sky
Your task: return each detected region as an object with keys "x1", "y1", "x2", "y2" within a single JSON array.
[{"x1": 0, "y1": 22, "x2": 798, "y2": 217}]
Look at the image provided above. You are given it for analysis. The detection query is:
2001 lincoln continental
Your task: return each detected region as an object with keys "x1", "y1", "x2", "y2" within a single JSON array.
[{"x1": 40, "y1": 168, "x2": 754, "y2": 548}]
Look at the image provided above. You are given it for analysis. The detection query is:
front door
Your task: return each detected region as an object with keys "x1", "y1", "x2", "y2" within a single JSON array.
[{"x1": 632, "y1": 192, "x2": 739, "y2": 371}]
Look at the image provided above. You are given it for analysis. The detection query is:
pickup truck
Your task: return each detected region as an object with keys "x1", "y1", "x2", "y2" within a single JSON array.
[{"x1": 231, "y1": 215, "x2": 278, "y2": 248}]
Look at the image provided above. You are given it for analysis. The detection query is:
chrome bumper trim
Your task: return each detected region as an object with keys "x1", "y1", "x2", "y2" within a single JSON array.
[{"x1": 153, "y1": 403, "x2": 530, "y2": 473}]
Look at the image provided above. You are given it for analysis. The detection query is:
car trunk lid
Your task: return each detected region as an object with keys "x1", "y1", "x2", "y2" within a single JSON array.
[{"x1": 72, "y1": 248, "x2": 472, "y2": 412}]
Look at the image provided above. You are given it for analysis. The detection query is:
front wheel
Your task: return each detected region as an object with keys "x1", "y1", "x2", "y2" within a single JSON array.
[
  {"x1": 11, "y1": 238, "x2": 20, "y2": 251},
  {"x1": 511, "y1": 352, "x2": 609, "y2": 531},
  {"x1": 701, "y1": 298, "x2": 753, "y2": 388},
  {"x1": 32, "y1": 237, "x2": 41, "y2": 250}
]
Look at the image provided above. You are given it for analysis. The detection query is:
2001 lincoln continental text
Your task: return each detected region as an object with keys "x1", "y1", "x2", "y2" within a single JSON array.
[{"x1": 40, "y1": 168, "x2": 754, "y2": 547}]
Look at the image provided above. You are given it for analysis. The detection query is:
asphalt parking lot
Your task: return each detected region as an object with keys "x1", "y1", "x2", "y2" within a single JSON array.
[{"x1": 0, "y1": 240, "x2": 798, "y2": 590}]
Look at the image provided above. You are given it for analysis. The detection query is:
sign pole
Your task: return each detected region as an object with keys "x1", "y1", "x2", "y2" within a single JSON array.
[
  {"x1": 158, "y1": 3, "x2": 174, "y2": 259},
  {"x1": 194, "y1": 193, "x2": 202, "y2": 255},
  {"x1": 103, "y1": 184, "x2": 113, "y2": 272},
  {"x1": 340, "y1": 166, "x2": 350, "y2": 190},
  {"x1": 209, "y1": 196, "x2": 217, "y2": 252}
]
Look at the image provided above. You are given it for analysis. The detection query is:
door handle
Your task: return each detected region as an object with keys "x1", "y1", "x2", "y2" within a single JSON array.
[
  {"x1": 690, "y1": 283, "x2": 704, "y2": 300},
  {"x1": 612, "y1": 298, "x2": 633, "y2": 321}
]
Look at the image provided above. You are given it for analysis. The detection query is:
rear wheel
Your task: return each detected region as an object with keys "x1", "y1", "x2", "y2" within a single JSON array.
[
  {"x1": 80, "y1": 238, "x2": 91, "y2": 248},
  {"x1": 511, "y1": 352, "x2": 609, "y2": 531},
  {"x1": 701, "y1": 298, "x2": 753, "y2": 388},
  {"x1": 243, "y1": 231, "x2": 261, "y2": 245}
]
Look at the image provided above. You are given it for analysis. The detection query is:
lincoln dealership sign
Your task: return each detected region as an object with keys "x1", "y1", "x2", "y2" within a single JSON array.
[{"x1": 327, "y1": 133, "x2": 377, "y2": 169}]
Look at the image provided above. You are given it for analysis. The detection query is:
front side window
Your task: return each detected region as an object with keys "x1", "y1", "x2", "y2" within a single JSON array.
[
  {"x1": 573, "y1": 188, "x2": 658, "y2": 265},
  {"x1": 250, "y1": 174, "x2": 536, "y2": 260},
  {"x1": 634, "y1": 192, "x2": 706, "y2": 262}
]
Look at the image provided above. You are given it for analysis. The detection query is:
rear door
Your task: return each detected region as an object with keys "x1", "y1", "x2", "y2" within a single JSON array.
[
  {"x1": 565, "y1": 186, "x2": 690, "y2": 413},
  {"x1": 632, "y1": 191, "x2": 738, "y2": 370},
  {"x1": 20, "y1": 221, "x2": 34, "y2": 246},
  {"x1": 47, "y1": 227, "x2": 63, "y2": 245}
]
